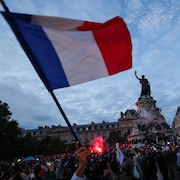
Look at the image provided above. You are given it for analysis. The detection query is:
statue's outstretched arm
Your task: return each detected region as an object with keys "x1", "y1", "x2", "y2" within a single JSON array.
[{"x1": 134, "y1": 71, "x2": 140, "y2": 80}]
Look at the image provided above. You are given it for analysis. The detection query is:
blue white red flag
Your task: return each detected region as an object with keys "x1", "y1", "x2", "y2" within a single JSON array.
[{"x1": 1, "y1": 12, "x2": 132, "y2": 91}]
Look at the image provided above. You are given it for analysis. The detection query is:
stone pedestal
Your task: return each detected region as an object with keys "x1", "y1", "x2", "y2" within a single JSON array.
[
  {"x1": 128, "y1": 95, "x2": 171, "y2": 143},
  {"x1": 135, "y1": 95, "x2": 157, "y2": 124}
]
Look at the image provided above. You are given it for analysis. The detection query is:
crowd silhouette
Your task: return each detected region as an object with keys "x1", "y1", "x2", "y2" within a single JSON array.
[{"x1": 0, "y1": 139, "x2": 180, "y2": 180}]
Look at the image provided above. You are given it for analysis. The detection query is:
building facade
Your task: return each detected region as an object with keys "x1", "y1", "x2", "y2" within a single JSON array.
[
  {"x1": 21, "y1": 109, "x2": 137, "y2": 144},
  {"x1": 172, "y1": 106, "x2": 180, "y2": 136}
]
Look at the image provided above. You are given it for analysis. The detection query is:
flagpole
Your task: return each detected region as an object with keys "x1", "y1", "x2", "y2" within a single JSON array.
[
  {"x1": 50, "y1": 91, "x2": 80, "y2": 142},
  {"x1": 50, "y1": 91, "x2": 94, "y2": 168},
  {"x1": 0, "y1": 0, "x2": 9, "y2": 12},
  {"x1": 1, "y1": 0, "x2": 94, "y2": 168}
]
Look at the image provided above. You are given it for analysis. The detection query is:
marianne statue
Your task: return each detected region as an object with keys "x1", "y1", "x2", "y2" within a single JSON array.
[{"x1": 135, "y1": 71, "x2": 151, "y2": 96}]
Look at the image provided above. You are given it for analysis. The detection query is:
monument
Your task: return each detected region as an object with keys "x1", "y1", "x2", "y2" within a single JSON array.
[
  {"x1": 134, "y1": 71, "x2": 151, "y2": 97},
  {"x1": 128, "y1": 71, "x2": 174, "y2": 144}
]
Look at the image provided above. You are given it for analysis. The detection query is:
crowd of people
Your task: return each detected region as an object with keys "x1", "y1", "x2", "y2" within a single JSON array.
[{"x1": 0, "y1": 140, "x2": 180, "y2": 180}]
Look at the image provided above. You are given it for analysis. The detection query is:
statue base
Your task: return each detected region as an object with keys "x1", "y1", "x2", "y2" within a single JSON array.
[{"x1": 128, "y1": 95, "x2": 174, "y2": 144}]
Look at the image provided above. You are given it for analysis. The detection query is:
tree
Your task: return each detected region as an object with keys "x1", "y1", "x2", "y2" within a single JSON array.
[
  {"x1": 39, "y1": 135, "x2": 64, "y2": 155},
  {"x1": 0, "y1": 101, "x2": 22, "y2": 160},
  {"x1": 107, "y1": 130, "x2": 125, "y2": 146},
  {"x1": 18, "y1": 136, "x2": 41, "y2": 156}
]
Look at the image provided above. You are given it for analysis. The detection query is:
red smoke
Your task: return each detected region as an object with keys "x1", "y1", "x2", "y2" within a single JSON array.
[{"x1": 88, "y1": 136, "x2": 105, "y2": 154}]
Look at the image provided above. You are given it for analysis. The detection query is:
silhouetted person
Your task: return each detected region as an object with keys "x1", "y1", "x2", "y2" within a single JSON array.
[{"x1": 135, "y1": 71, "x2": 151, "y2": 96}]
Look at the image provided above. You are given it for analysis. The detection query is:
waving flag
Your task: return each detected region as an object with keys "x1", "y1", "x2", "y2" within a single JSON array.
[
  {"x1": 1, "y1": 12, "x2": 132, "y2": 91},
  {"x1": 116, "y1": 143, "x2": 124, "y2": 165}
]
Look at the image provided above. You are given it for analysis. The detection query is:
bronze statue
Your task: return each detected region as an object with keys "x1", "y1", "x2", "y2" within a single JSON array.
[{"x1": 135, "y1": 71, "x2": 151, "y2": 96}]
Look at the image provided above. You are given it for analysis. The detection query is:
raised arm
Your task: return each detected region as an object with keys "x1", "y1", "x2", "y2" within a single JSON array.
[
  {"x1": 134, "y1": 71, "x2": 140, "y2": 80},
  {"x1": 71, "y1": 141, "x2": 90, "y2": 180}
]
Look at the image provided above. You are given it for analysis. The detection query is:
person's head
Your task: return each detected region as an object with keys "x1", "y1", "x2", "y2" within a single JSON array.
[
  {"x1": 178, "y1": 146, "x2": 180, "y2": 152},
  {"x1": 142, "y1": 75, "x2": 145, "y2": 79},
  {"x1": 115, "y1": 143, "x2": 119, "y2": 149},
  {"x1": 110, "y1": 160, "x2": 120, "y2": 174},
  {"x1": 121, "y1": 159, "x2": 133, "y2": 174}
]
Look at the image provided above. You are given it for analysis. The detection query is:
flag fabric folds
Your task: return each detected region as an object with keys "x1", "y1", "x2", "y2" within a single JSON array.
[
  {"x1": 1, "y1": 12, "x2": 132, "y2": 91},
  {"x1": 115, "y1": 143, "x2": 124, "y2": 165}
]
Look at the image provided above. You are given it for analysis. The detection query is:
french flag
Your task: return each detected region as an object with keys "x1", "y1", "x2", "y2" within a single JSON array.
[{"x1": 1, "y1": 12, "x2": 132, "y2": 91}]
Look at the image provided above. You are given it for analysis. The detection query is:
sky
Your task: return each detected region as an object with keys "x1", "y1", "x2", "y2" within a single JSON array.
[{"x1": 0, "y1": 0, "x2": 180, "y2": 130}]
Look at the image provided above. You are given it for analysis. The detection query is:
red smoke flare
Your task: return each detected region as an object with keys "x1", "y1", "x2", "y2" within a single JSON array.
[{"x1": 88, "y1": 136, "x2": 105, "y2": 154}]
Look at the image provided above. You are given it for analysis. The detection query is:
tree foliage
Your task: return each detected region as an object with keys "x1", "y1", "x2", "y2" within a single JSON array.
[
  {"x1": 39, "y1": 136, "x2": 64, "y2": 155},
  {"x1": 107, "y1": 130, "x2": 126, "y2": 146},
  {"x1": 18, "y1": 136, "x2": 41, "y2": 156},
  {"x1": 0, "y1": 101, "x2": 22, "y2": 160},
  {"x1": 0, "y1": 100, "x2": 68, "y2": 160}
]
